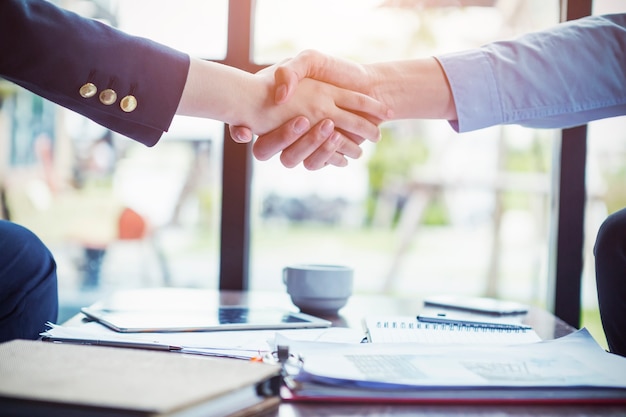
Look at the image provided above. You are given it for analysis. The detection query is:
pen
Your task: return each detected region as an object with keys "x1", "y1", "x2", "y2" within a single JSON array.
[
  {"x1": 416, "y1": 314, "x2": 532, "y2": 330},
  {"x1": 43, "y1": 337, "x2": 183, "y2": 351}
]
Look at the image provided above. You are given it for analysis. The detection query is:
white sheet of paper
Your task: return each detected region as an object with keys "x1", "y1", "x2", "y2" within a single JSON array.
[
  {"x1": 287, "y1": 329, "x2": 626, "y2": 389},
  {"x1": 42, "y1": 322, "x2": 365, "y2": 359}
]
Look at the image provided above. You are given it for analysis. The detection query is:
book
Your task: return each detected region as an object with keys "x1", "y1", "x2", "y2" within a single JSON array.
[
  {"x1": 0, "y1": 339, "x2": 281, "y2": 417},
  {"x1": 365, "y1": 315, "x2": 541, "y2": 345},
  {"x1": 282, "y1": 329, "x2": 626, "y2": 404}
]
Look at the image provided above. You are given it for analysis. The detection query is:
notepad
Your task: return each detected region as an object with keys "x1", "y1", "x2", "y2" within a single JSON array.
[{"x1": 365, "y1": 316, "x2": 541, "y2": 345}]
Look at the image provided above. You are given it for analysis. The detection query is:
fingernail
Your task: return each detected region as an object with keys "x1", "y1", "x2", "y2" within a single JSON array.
[
  {"x1": 234, "y1": 132, "x2": 248, "y2": 143},
  {"x1": 329, "y1": 132, "x2": 341, "y2": 144},
  {"x1": 294, "y1": 117, "x2": 310, "y2": 134},
  {"x1": 321, "y1": 119, "x2": 334, "y2": 137}
]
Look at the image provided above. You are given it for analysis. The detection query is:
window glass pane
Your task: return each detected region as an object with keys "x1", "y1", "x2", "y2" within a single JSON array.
[
  {"x1": 250, "y1": 1, "x2": 561, "y2": 312},
  {"x1": 116, "y1": 0, "x2": 228, "y2": 59},
  {"x1": 254, "y1": 0, "x2": 557, "y2": 63},
  {"x1": 1, "y1": 0, "x2": 226, "y2": 323},
  {"x1": 581, "y1": 0, "x2": 626, "y2": 351}
]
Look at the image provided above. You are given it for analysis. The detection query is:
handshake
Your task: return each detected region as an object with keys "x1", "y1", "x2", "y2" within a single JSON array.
[
  {"x1": 178, "y1": 50, "x2": 456, "y2": 171},
  {"x1": 228, "y1": 50, "x2": 391, "y2": 171}
]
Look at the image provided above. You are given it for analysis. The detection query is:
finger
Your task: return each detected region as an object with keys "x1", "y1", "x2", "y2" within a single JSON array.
[
  {"x1": 274, "y1": 68, "x2": 299, "y2": 104},
  {"x1": 228, "y1": 125, "x2": 254, "y2": 143},
  {"x1": 279, "y1": 119, "x2": 335, "y2": 168},
  {"x1": 326, "y1": 152, "x2": 349, "y2": 168},
  {"x1": 302, "y1": 131, "x2": 352, "y2": 171},
  {"x1": 252, "y1": 116, "x2": 311, "y2": 161},
  {"x1": 316, "y1": 151, "x2": 348, "y2": 170},
  {"x1": 274, "y1": 50, "x2": 325, "y2": 104},
  {"x1": 331, "y1": 107, "x2": 382, "y2": 144},
  {"x1": 334, "y1": 130, "x2": 363, "y2": 160},
  {"x1": 273, "y1": 61, "x2": 308, "y2": 105},
  {"x1": 331, "y1": 92, "x2": 390, "y2": 143},
  {"x1": 336, "y1": 90, "x2": 390, "y2": 126},
  {"x1": 341, "y1": 130, "x2": 366, "y2": 145}
]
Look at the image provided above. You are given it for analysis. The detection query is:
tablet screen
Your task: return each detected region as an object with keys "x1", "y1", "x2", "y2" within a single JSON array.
[{"x1": 81, "y1": 306, "x2": 332, "y2": 333}]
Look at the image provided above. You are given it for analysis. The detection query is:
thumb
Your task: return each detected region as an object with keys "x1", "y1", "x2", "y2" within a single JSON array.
[
  {"x1": 274, "y1": 50, "x2": 367, "y2": 104},
  {"x1": 274, "y1": 61, "x2": 303, "y2": 104},
  {"x1": 274, "y1": 50, "x2": 327, "y2": 104}
]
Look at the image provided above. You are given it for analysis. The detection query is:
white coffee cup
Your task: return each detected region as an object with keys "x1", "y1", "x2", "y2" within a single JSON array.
[{"x1": 283, "y1": 264, "x2": 353, "y2": 315}]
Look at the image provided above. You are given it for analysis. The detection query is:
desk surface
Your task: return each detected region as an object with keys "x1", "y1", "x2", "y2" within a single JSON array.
[{"x1": 67, "y1": 289, "x2": 624, "y2": 416}]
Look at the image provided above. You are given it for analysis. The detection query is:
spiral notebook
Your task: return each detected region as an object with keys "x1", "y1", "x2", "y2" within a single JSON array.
[{"x1": 365, "y1": 316, "x2": 541, "y2": 345}]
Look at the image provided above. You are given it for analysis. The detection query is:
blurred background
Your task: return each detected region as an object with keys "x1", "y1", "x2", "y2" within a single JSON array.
[{"x1": 2, "y1": 0, "x2": 625, "y2": 348}]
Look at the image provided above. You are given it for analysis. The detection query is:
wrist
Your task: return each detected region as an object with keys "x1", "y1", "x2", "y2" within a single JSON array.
[
  {"x1": 177, "y1": 58, "x2": 265, "y2": 128},
  {"x1": 367, "y1": 58, "x2": 456, "y2": 121}
]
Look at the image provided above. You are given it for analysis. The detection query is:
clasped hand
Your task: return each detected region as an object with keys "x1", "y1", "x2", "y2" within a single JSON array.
[{"x1": 229, "y1": 52, "x2": 387, "y2": 171}]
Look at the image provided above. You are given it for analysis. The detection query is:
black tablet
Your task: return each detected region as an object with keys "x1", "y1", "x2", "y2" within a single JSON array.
[{"x1": 80, "y1": 306, "x2": 331, "y2": 333}]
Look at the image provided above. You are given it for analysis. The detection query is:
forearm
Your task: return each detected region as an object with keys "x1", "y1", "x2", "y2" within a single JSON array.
[
  {"x1": 365, "y1": 58, "x2": 457, "y2": 121},
  {"x1": 177, "y1": 59, "x2": 319, "y2": 135},
  {"x1": 1, "y1": 0, "x2": 188, "y2": 146},
  {"x1": 180, "y1": 58, "x2": 383, "y2": 141},
  {"x1": 437, "y1": 13, "x2": 626, "y2": 132},
  {"x1": 176, "y1": 58, "x2": 266, "y2": 128}
]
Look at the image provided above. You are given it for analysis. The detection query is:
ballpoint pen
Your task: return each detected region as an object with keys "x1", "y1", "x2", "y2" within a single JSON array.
[
  {"x1": 417, "y1": 313, "x2": 533, "y2": 330},
  {"x1": 42, "y1": 337, "x2": 183, "y2": 351}
]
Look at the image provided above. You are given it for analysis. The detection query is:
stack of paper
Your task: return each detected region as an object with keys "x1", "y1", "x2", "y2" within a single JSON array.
[{"x1": 280, "y1": 329, "x2": 626, "y2": 404}]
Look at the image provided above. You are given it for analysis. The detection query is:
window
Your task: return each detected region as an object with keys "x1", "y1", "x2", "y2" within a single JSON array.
[
  {"x1": 116, "y1": 0, "x2": 228, "y2": 59},
  {"x1": 4, "y1": 0, "x2": 617, "y2": 346},
  {"x1": 249, "y1": 1, "x2": 562, "y2": 310},
  {"x1": 1, "y1": 1, "x2": 228, "y2": 322},
  {"x1": 579, "y1": 0, "x2": 626, "y2": 350}
]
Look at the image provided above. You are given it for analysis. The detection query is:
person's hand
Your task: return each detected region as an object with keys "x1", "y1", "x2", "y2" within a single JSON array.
[
  {"x1": 178, "y1": 57, "x2": 386, "y2": 147},
  {"x1": 273, "y1": 49, "x2": 377, "y2": 105},
  {"x1": 229, "y1": 51, "x2": 386, "y2": 169},
  {"x1": 229, "y1": 116, "x2": 367, "y2": 170},
  {"x1": 257, "y1": 116, "x2": 367, "y2": 170}
]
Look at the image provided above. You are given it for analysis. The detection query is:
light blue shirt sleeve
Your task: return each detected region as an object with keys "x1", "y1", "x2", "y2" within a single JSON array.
[{"x1": 435, "y1": 14, "x2": 626, "y2": 133}]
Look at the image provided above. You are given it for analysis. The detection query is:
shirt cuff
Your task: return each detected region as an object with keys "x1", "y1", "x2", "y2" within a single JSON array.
[{"x1": 435, "y1": 49, "x2": 503, "y2": 133}]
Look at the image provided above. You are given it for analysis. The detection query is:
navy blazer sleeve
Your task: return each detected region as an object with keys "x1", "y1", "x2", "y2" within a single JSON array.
[{"x1": 1, "y1": 0, "x2": 190, "y2": 146}]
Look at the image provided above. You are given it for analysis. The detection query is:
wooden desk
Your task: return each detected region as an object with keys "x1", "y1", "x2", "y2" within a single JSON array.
[{"x1": 67, "y1": 289, "x2": 625, "y2": 416}]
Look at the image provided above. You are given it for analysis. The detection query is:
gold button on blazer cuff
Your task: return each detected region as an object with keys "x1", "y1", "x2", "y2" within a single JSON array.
[
  {"x1": 79, "y1": 82, "x2": 97, "y2": 98},
  {"x1": 120, "y1": 95, "x2": 138, "y2": 113},
  {"x1": 99, "y1": 89, "x2": 117, "y2": 105}
]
